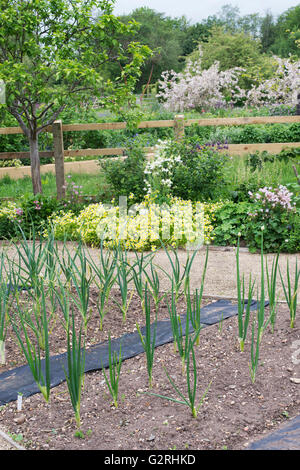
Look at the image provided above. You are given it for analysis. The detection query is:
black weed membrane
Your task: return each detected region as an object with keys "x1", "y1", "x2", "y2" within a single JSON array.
[
  {"x1": 0, "y1": 299, "x2": 266, "y2": 406},
  {"x1": 247, "y1": 415, "x2": 300, "y2": 450}
]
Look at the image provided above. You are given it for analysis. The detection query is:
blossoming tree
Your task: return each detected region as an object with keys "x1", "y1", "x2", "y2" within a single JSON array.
[
  {"x1": 245, "y1": 56, "x2": 300, "y2": 106},
  {"x1": 157, "y1": 44, "x2": 300, "y2": 111},
  {"x1": 156, "y1": 47, "x2": 245, "y2": 111}
]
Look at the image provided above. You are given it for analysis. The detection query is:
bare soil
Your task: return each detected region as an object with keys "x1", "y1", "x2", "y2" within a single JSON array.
[{"x1": 0, "y1": 287, "x2": 300, "y2": 451}]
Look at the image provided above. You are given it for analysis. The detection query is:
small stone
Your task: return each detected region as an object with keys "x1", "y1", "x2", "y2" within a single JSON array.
[
  {"x1": 290, "y1": 378, "x2": 300, "y2": 384},
  {"x1": 14, "y1": 414, "x2": 26, "y2": 425},
  {"x1": 147, "y1": 434, "x2": 155, "y2": 441}
]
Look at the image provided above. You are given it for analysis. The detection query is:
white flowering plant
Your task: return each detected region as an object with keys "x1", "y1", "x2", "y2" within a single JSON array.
[{"x1": 143, "y1": 140, "x2": 182, "y2": 202}]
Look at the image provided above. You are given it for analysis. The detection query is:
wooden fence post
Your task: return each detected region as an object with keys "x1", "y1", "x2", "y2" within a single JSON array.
[
  {"x1": 52, "y1": 120, "x2": 65, "y2": 199},
  {"x1": 174, "y1": 114, "x2": 185, "y2": 142},
  {"x1": 296, "y1": 92, "x2": 300, "y2": 116}
]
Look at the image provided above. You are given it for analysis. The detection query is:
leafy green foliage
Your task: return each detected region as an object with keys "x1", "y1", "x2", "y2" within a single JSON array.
[
  {"x1": 0, "y1": 0, "x2": 152, "y2": 193},
  {"x1": 155, "y1": 138, "x2": 229, "y2": 202},
  {"x1": 117, "y1": 7, "x2": 187, "y2": 92},
  {"x1": 188, "y1": 26, "x2": 275, "y2": 92},
  {"x1": 100, "y1": 135, "x2": 147, "y2": 204},
  {"x1": 271, "y1": 5, "x2": 300, "y2": 57},
  {"x1": 211, "y1": 201, "x2": 252, "y2": 246}
]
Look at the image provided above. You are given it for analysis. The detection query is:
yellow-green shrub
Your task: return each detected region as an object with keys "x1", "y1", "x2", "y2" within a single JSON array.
[{"x1": 46, "y1": 197, "x2": 225, "y2": 251}]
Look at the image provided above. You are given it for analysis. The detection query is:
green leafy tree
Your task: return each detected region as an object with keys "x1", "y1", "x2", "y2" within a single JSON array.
[
  {"x1": 214, "y1": 3, "x2": 240, "y2": 32},
  {"x1": 271, "y1": 5, "x2": 300, "y2": 57},
  {"x1": 237, "y1": 13, "x2": 262, "y2": 39},
  {"x1": 188, "y1": 26, "x2": 275, "y2": 91},
  {"x1": 118, "y1": 7, "x2": 186, "y2": 93},
  {"x1": 260, "y1": 11, "x2": 277, "y2": 53},
  {"x1": 182, "y1": 21, "x2": 215, "y2": 56},
  {"x1": 0, "y1": 0, "x2": 151, "y2": 194}
]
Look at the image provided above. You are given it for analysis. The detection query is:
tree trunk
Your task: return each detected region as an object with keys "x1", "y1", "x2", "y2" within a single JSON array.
[{"x1": 29, "y1": 133, "x2": 42, "y2": 195}]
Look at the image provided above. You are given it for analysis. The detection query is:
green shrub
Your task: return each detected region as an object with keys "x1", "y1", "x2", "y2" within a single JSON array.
[
  {"x1": 211, "y1": 201, "x2": 252, "y2": 246},
  {"x1": 280, "y1": 210, "x2": 300, "y2": 253},
  {"x1": 158, "y1": 139, "x2": 229, "y2": 202},
  {"x1": 19, "y1": 194, "x2": 63, "y2": 235},
  {"x1": 0, "y1": 201, "x2": 23, "y2": 239},
  {"x1": 0, "y1": 192, "x2": 88, "y2": 240},
  {"x1": 100, "y1": 136, "x2": 147, "y2": 204},
  {"x1": 0, "y1": 159, "x2": 22, "y2": 168},
  {"x1": 190, "y1": 123, "x2": 300, "y2": 146}
]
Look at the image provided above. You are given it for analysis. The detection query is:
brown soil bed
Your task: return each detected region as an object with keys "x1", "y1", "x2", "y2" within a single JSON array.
[{"x1": 0, "y1": 288, "x2": 300, "y2": 451}]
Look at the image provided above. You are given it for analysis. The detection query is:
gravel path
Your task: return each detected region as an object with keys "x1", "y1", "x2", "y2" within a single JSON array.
[{"x1": 0, "y1": 241, "x2": 298, "y2": 301}]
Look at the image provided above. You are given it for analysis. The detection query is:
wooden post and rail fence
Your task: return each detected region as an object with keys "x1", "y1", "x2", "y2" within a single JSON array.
[{"x1": 0, "y1": 114, "x2": 299, "y2": 198}]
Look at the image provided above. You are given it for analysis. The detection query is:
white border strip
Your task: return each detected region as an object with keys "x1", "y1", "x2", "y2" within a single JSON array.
[{"x1": 0, "y1": 428, "x2": 25, "y2": 450}]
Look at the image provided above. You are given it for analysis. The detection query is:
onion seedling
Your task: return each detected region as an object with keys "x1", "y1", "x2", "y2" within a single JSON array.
[
  {"x1": 11, "y1": 282, "x2": 51, "y2": 403},
  {"x1": 54, "y1": 276, "x2": 71, "y2": 331},
  {"x1": 266, "y1": 253, "x2": 280, "y2": 333},
  {"x1": 158, "y1": 242, "x2": 198, "y2": 304},
  {"x1": 11, "y1": 225, "x2": 48, "y2": 292},
  {"x1": 146, "y1": 339, "x2": 211, "y2": 418},
  {"x1": 62, "y1": 313, "x2": 86, "y2": 428},
  {"x1": 279, "y1": 258, "x2": 299, "y2": 329},
  {"x1": 0, "y1": 252, "x2": 14, "y2": 347},
  {"x1": 88, "y1": 239, "x2": 118, "y2": 292},
  {"x1": 136, "y1": 283, "x2": 157, "y2": 388},
  {"x1": 101, "y1": 333, "x2": 122, "y2": 408},
  {"x1": 236, "y1": 234, "x2": 256, "y2": 351},
  {"x1": 131, "y1": 251, "x2": 154, "y2": 313},
  {"x1": 68, "y1": 247, "x2": 93, "y2": 332},
  {"x1": 113, "y1": 246, "x2": 134, "y2": 322},
  {"x1": 53, "y1": 239, "x2": 82, "y2": 288},
  {"x1": 256, "y1": 228, "x2": 270, "y2": 343},
  {"x1": 249, "y1": 317, "x2": 260, "y2": 384},
  {"x1": 186, "y1": 287, "x2": 201, "y2": 347},
  {"x1": 144, "y1": 261, "x2": 165, "y2": 314},
  {"x1": 88, "y1": 242, "x2": 118, "y2": 330},
  {"x1": 187, "y1": 246, "x2": 208, "y2": 346},
  {"x1": 42, "y1": 231, "x2": 60, "y2": 327},
  {"x1": 43, "y1": 228, "x2": 57, "y2": 279},
  {"x1": 168, "y1": 286, "x2": 201, "y2": 373}
]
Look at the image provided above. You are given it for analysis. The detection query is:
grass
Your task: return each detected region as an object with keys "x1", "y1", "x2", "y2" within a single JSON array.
[
  {"x1": 225, "y1": 154, "x2": 297, "y2": 190},
  {"x1": 0, "y1": 172, "x2": 108, "y2": 199}
]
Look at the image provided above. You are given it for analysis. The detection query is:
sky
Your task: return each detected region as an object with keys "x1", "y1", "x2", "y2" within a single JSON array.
[{"x1": 112, "y1": 0, "x2": 300, "y2": 23}]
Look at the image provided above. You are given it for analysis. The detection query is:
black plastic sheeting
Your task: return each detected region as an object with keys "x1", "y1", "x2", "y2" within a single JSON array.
[
  {"x1": 247, "y1": 415, "x2": 300, "y2": 450},
  {"x1": 0, "y1": 299, "x2": 265, "y2": 407}
]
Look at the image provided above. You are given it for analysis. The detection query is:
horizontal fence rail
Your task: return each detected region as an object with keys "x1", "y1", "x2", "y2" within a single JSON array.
[
  {"x1": 0, "y1": 114, "x2": 299, "y2": 197},
  {"x1": 1, "y1": 142, "x2": 300, "y2": 161},
  {"x1": 1, "y1": 114, "x2": 300, "y2": 135}
]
